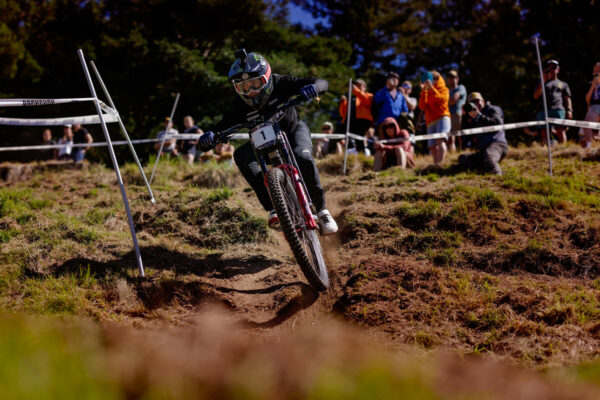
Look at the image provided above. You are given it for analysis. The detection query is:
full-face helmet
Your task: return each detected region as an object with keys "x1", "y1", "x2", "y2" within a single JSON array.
[{"x1": 228, "y1": 49, "x2": 273, "y2": 108}]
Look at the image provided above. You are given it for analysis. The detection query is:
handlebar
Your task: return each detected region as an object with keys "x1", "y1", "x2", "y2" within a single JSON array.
[{"x1": 214, "y1": 95, "x2": 311, "y2": 144}]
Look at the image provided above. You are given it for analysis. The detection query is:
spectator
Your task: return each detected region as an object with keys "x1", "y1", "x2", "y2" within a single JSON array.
[
  {"x1": 155, "y1": 117, "x2": 179, "y2": 156},
  {"x1": 314, "y1": 121, "x2": 335, "y2": 158},
  {"x1": 373, "y1": 71, "x2": 408, "y2": 126},
  {"x1": 580, "y1": 62, "x2": 600, "y2": 148},
  {"x1": 364, "y1": 127, "x2": 377, "y2": 156},
  {"x1": 418, "y1": 71, "x2": 450, "y2": 166},
  {"x1": 399, "y1": 80, "x2": 417, "y2": 120},
  {"x1": 373, "y1": 117, "x2": 414, "y2": 171},
  {"x1": 339, "y1": 78, "x2": 374, "y2": 153},
  {"x1": 458, "y1": 92, "x2": 508, "y2": 175},
  {"x1": 72, "y1": 123, "x2": 93, "y2": 163},
  {"x1": 38, "y1": 128, "x2": 57, "y2": 161},
  {"x1": 533, "y1": 59, "x2": 573, "y2": 144},
  {"x1": 57, "y1": 125, "x2": 74, "y2": 161},
  {"x1": 447, "y1": 70, "x2": 467, "y2": 152},
  {"x1": 180, "y1": 115, "x2": 201, "y2": 164}
]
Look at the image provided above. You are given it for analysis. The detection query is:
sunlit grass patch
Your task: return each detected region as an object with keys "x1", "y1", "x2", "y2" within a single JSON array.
[{"x1": 0, "y1": 316, "x2": 119, "y2": 400}]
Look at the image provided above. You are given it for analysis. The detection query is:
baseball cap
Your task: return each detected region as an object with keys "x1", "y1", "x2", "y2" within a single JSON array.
[
  {"x1": 321, "y1": 121, "x2": 333, "y2": 130},
  {"x1": 467, "y1": 92, "x2": 483, "y2": 102},
  {"x1": 63, "y1": 124, "x2": 72, "y2": 128},
  {"x1": 355, "y1": 79, "x2": 366, "y2": 87},
  {"x1": 545, "y1": 59, "x2": 559, "y2": 68},
  {"x1": 447, "y1": 70, "x2": 458, "y2": 78}
]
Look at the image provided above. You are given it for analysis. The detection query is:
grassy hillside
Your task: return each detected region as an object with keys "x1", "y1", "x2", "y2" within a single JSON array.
[{"x1": 1, "y1": 144, "x2": 600, "y2": 398}]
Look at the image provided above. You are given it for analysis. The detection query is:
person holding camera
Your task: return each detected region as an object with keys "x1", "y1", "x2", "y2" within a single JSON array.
[
  {"x1": 580, "y1": 62, "x2": 600, "y2": 148},
  {"x1": 533, "y1": 59, "x2": 572, "y2": 145},
  {"x1": 458, "y1": 92, "x2": 508, "y2": 176},
  {"x1": 418, "y1": 70, "x2": 450, "y2": 166}
]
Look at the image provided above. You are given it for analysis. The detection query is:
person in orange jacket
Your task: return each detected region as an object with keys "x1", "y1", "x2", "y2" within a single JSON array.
[
  {"x1": 373, "y1": 117, "x2": 414, "y2": 171},
  {"x1": 418, "y1": 71, "x2": 451, "y2": 166},
  {"x1": 339, "y1": 79, "x2": 374, "y2": 153}
]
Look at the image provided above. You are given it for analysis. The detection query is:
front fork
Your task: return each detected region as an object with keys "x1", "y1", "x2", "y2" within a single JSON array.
[{"x1": 263, "y1": 164, "x2": 318, "y2": 231}]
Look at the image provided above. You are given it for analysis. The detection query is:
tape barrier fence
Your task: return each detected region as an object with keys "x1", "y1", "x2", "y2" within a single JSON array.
[
  {"x1": 351, "y1": 120, "x2": 547, "y2": 145},
  {"x1": 547, "y1": 118, "x2": 600, "y2": 131},
  {"x1": 172, "y1": 132, "x2": 348, "y2": 140},
  {"x1": 0, "y1": 114, "x2": 120, "y2": 126},
  {"x1": 0, "y1": 118, "x2": 593, "y2": 153},
  {"x1": 0, "y1": 98, "x2": 97, "y2": 107}
]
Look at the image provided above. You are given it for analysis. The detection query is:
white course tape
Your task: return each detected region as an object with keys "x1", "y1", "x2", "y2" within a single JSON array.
[
  {"x1": 0, "y1": 98, "x2": 97, "y2": 107},
  {"x1": 0, "y1": 132, "x2": 347, "y2": 152},
  {"x1": 0, "y1": 114, "x2": 120, "y2": 126},
  {"x1": 547, "y1": 118, "x2": 600, "y2": 131},
  {"x1": 3, "y1": 119, "x2": 591, "y2": 153},
  {"x1": 0, "y1": 138, "x2": 162, "y2": 152},
  {"x1": 168, "y1": 132, "x2": 348, "y2": 140},
  {"x1": 358, "y1": 120, "x2": 546, "y2": 144}
]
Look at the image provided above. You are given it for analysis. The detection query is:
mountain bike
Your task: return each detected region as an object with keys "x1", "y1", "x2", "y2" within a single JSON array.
[{"x1": 214, "y1": 97, "x2": 329, "y2": 290}]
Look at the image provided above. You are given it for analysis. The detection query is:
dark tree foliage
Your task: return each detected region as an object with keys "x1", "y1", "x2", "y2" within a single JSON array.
[
  {"x1": 1, "y1": 0, "x2": 599, "y2": 162},
  {"x1": 292, "y1": 0, "x2": 600, "y2": 139},
  {"x1": 0, "y1": 0, "x2": 352, "y2": 162}
]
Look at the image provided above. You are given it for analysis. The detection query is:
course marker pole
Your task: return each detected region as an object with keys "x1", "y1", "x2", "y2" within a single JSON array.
[
  {"x1": 77, "y1": 49, "x2": 145, "y2": 277},
  {"x1": 90, "y1": 61, "x2": 156, "y2": 204},
  {"x1": 534, "y1": 36, "x2": 553, "y2": 177},
  {"x1": 342, "y1": 78, "x2": 352, "y2": 174},
  {"x1": 149, "y1": 93, "x2": 180, "y2": 185}
]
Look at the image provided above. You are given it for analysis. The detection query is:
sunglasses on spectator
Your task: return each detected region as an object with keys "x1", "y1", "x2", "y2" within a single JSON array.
[{"x1": 322, "y1": 127, "x2": 332, "y2": 131}]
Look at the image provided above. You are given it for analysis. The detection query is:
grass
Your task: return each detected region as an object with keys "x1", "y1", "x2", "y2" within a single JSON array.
[{"x1": 0, "y1": 142, "x2": 600, "y2": 387}]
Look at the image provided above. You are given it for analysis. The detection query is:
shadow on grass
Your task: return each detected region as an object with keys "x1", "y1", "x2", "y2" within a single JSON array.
[
  {"x1": 23, "y1": 246, "x2": 317, "y2": 326},
  {"x1": 415, "y1": 163, "x2": 475, "y2": 178},
  {"x1": 43, "y1": 245, "x2": 280, "y2": 280}
]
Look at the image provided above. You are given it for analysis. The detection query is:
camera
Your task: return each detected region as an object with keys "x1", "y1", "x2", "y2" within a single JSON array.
[{"x1": 463, "y1": 102, "x2": 478, "y2": 114}]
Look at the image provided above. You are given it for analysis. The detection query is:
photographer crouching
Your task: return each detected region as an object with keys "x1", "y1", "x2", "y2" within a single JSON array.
[{"x1": 458, "y1": 92, "x2": 508, "y2": 176}]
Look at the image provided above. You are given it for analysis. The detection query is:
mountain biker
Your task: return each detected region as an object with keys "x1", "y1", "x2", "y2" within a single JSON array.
[{"x1": 197, "y1": 49, "x2": 338, "y2": 235}]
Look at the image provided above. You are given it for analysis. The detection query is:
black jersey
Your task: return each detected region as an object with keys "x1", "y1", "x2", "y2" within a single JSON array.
[{"x1": 214, "y1": 74, "x2": 328, "y2": 135}]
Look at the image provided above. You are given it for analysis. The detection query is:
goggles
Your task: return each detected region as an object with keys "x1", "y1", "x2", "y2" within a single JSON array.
[{"x1": 232, "y1": 74, "x2": 269, "y2": 96}]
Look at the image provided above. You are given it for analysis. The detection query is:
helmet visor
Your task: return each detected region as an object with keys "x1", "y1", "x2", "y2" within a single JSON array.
[{"x1": 232, "y1": 75, "x2": 269, "y2": 96}]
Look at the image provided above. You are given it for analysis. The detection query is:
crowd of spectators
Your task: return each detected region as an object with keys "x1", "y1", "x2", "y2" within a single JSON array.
[
  {"x1": 320, "y1": 58, "x2": 600, "y2": 176},
  {"x1": 33, "y1": 58, "x2": 599, "y2": 176}
]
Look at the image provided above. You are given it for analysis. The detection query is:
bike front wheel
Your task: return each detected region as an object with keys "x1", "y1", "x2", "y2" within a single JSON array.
[{"x1": 267, "y1": 167, "x2": 329, "y2": 291}]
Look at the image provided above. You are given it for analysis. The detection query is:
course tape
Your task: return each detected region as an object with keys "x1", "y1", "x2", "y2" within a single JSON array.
[
  {"x1": 351, "y1": 120, "x2": 547, "y2": 144},
  {"x1": 0, "y1": 114, "x2": 120, "y2": 126},
  {"x1": 0, "y1": 119, "x2": 591, "y2": 152},
  {"x1": 171, "y1": 133, "x2": 348, "y2": 140},
  {"x1": 0, "y1": 138, "x2": 160, "y2": 152},
  {"x1": 0, "y1": 98, "x2": 97, "y2": 107},
  {"x1": 547, "y1": 118, "x2": 600, "y2": 130}
]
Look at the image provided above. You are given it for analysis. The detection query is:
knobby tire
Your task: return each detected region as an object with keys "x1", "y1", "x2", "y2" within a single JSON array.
[{"x1": 267, "y1": 168, "x2": 329, "y2": 291}]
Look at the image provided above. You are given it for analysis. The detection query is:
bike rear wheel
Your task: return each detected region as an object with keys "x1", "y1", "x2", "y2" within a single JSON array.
[{"x1": 267, "y1": 167, "x2": 329, "y2": 290}]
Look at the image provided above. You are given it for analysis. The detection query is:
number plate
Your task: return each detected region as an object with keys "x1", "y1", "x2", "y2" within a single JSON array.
[{"x1": 251, "y1": 124, "x2": 277, "y2": 149}]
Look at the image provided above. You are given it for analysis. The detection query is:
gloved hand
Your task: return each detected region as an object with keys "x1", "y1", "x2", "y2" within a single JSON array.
[
  {"x1": 198, "y1": 131, "x2": 216, "y2": 151},
  {"x1": 300, "y1": 84, "x2": 319, "y2": 101}
]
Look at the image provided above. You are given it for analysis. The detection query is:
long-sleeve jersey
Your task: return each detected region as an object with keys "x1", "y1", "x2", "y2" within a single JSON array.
[{"x1": 214, "y1": 74, "x2": 328, "y2": 136}]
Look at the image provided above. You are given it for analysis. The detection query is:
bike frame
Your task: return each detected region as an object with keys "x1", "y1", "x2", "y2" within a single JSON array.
[
  {"x1": 214, "y1": 96, "x2": 318, "y2": 231},
  {"x1": 256, "y1": 127, "x2": 318, "y2": 231}
]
